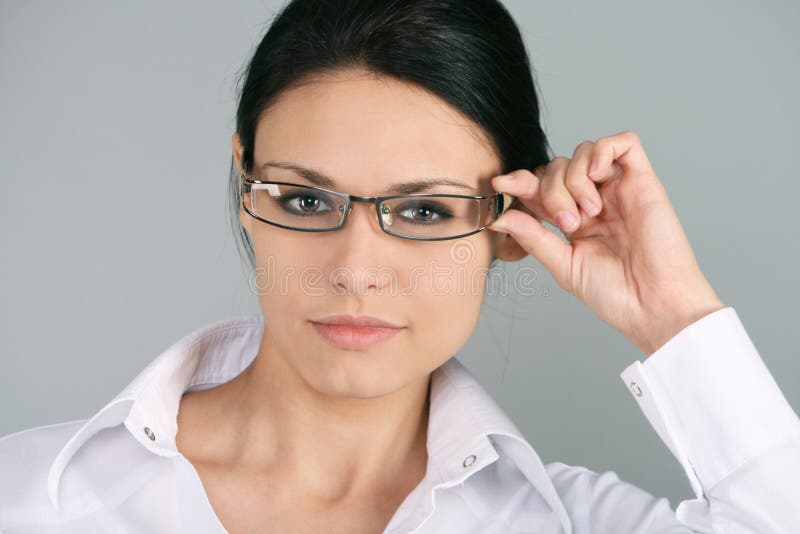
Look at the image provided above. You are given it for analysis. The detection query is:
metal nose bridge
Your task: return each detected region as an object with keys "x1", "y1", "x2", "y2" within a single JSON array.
[
  {"x1": 349, "y1": 194, "x2": 381, "y2": 202},
  {"x1": 341, "y1": 195, "x2": 383, "y2": 217}
]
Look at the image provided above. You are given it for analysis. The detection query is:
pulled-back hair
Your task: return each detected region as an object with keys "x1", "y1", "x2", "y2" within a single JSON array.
[{"x1": 228, "y1": 0, "x2": 553, "y2": 270}]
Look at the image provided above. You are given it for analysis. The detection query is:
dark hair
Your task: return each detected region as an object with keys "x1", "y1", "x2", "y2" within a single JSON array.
[{"x1": 228, "y1": 0, "x2": 553, "y2": 271}]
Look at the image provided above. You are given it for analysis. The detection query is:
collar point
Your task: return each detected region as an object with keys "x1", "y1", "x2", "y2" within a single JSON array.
[{"x1": 46, "y1": 472, "x2": 62, "y2": 513}]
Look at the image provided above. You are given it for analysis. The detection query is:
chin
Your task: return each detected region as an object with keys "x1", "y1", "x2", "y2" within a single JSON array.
[{"x1": 301, "y1": 350, "x2": 419, "y2": 400}]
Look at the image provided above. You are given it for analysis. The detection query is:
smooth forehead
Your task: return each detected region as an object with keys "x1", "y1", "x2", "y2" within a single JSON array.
[{"x1": 252, "y1": 67, "x2": 502, "y2": 191}]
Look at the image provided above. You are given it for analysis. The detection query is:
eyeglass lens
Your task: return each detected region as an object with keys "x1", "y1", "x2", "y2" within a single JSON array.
[{"x1": 247, "y1": 183, "x2": 499, "y2": 239}]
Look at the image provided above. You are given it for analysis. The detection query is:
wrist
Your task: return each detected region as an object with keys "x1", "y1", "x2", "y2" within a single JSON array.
[{"x1": 640, "y1": 296, "x2": 727, "y2": 356}]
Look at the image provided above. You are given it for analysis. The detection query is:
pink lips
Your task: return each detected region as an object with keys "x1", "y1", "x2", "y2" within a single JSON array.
[{"x1": 310, "y1": 314, "x2": 405, "y2": 350}]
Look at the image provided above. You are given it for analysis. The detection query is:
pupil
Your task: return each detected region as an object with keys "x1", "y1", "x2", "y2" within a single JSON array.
[
  {"x1": 300, "y1": 196, "x2": 319, "y2": 211},
  {"x1": 416, "y1": 207, "x2": 432, "y2": 220}
]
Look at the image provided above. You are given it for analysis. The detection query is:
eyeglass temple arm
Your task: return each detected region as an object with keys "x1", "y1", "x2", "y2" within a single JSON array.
[
  {"x1": 496, "y1": 191, "x2": 516, "y2": 218},
  {"x1": 240, "y1": 172, "x2": 516, "y2": 216}
]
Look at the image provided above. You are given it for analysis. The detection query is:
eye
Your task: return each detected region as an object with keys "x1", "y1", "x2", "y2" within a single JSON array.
[
  {"x1": 277, "y1": 192, "x2": 334, "y2": 216},
  {"x1": 397, "y1": 200, "x2": 454, "y2": 225}
]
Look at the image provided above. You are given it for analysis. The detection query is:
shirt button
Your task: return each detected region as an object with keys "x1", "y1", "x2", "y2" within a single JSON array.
[
  {"x1": 143, "y1": 426, "x2": 156, "y2": 441},
  {"x1": 629, "y1": 381, "x2": 643, "y2": 397},
  {"x1": 462, "y1": 454, "x2": 477, "y2": 468}
]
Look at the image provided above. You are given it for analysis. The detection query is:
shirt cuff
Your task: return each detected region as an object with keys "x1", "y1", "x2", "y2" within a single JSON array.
[{"x1": 619, "y1": 306, "x2": 800, "y2": 497}]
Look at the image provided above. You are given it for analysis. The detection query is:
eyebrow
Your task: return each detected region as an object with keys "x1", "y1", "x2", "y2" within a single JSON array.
[{"x1": 261, "y1": 161, "x2": 479, "y2": 195}]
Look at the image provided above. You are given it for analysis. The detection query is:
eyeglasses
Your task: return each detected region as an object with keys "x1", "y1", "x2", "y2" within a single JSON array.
[{"x1": 239, "y1": 172, "x2": 515, "y2": 241}]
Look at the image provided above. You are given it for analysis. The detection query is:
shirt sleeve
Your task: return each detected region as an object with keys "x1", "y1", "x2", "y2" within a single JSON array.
[{"x1": 617, "y1": 305, "x2": 800, "y2": 532}]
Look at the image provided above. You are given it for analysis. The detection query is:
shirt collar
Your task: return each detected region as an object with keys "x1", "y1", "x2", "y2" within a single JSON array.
[{"x1": 47, "y1": 314, "x2": 572, "y2": 532}]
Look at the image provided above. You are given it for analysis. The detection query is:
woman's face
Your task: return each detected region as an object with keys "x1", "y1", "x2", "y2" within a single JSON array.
[{"x1": 233, "y1": 67, "x2": 507, "y2": 399}]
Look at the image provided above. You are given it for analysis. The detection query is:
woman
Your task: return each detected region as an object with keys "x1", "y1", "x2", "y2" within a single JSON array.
[{"x1": 1, "y1": 0, "x2": 798, "y2": 532}]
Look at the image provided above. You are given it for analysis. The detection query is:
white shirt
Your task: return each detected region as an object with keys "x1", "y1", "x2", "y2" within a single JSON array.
[{"x1": 1, "y1": 306, "x2": 798, "y2": 533}]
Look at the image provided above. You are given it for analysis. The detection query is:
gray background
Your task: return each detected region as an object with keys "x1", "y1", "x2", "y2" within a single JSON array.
[{"x1": 2, "y1": 0, "x2": 798, "y2": 509}]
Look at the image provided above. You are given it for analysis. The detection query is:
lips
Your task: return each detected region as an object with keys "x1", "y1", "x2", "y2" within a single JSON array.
[
  {"x1": 309, "y1": 314, "x2": 405, "y2": 350},
  {"x1": 311, "y1": 314, "x2": 403, "y2": 328}
]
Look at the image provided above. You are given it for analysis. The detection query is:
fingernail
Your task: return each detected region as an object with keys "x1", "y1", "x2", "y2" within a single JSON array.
[
  {"x1": 556, "y1": 210, "x2": 578, "y2": 232},
  {"x1": 493, "y1": 174, "x2": 514, "y2": 189},
  {"x1": 579, "y1": 197, "x2": 600, "y2": 216}
]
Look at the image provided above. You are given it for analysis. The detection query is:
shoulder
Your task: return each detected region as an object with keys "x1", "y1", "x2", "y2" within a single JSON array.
[
  {"x1": 544, "y1": 461, "x2": 678, "y2": 530},
  {"x1": 0, "y1": 419, "x2": 87, "y2": 513},
  {"x1": 545, "y1": 460, "x2": 661, "y2": 500},
  {"x1": 0, "y1": 418, "x2": 87, "y2": 463}
]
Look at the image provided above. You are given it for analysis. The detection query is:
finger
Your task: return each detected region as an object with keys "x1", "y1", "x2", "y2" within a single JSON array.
[
  {"x1": 491, "y1": 169, "x2": 552, "y2": 226},
  {"x1": 566, "y1": 141, "x2": 603, "y2": 217},
  {"x1": 507, "y1": 195, "x2": 541, "y2": 223},
  {"x1": 587, "y1": 130, "x2": 654, "y2": 182},
  {"x1": 538, "y1": 157, "x2": 582, "y2": 233},
  {"x1": 488, "y1": 208, "x2": 572, "y2": 290}
]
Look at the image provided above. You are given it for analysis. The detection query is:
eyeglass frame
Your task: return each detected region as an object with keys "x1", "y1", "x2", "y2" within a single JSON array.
[{"x1": 239, "y1": 171, "x2": 516, "y2": 242}]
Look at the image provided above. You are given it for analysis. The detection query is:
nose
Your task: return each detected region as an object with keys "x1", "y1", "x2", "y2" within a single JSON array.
[
  {"x1": 341, "y1": 199, "x2": 384, "y2": 236},
  {"x1": 329, "y1": 200, "x2": 395, "y2": 295}
]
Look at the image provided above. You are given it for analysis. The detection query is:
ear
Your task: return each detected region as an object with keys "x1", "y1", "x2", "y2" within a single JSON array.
[
  {"x1": 492, "y1": 230, "x2": 529, "y2": 263},
  {"x1": 232, "y1": 132, "x2": 244, "y2": 171},
  {"x1": 491, "y1": 195, "x2": 529, "y2": 263},
  {"x1": 232, "y1": 133, "x2": 252, "y2": 236}
]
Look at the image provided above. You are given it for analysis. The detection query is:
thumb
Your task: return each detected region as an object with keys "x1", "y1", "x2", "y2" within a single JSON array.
[{"x1": 489, "y1": 208, "x2": 572, "y2": 289}]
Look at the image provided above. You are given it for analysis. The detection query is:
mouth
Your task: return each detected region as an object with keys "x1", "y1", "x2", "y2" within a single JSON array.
[
  {"x1": 309, "y1": 315, "x2": 405, "y2": 351},
  {"x1": 311, "y1": 314, "x2": 404, "y2": 328}
]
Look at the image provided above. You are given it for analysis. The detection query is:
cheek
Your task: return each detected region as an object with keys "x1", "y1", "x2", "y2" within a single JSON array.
[
  {"x1": 424, "y1": 234, "x2": 496, "y2": 298},
  {"x1": 248, "y1": 231, "x2": 322, "y2": 326},
  {"x1": 408, "y1": 238, "x2": 493, "y2": 354},
  {"x1": 250, "y1": 229, "x2": 323, "y2": 285}
]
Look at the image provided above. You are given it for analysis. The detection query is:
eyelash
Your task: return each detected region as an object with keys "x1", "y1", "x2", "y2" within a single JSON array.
[
  {"x1": 276, "y1": 193, "x2": 455, "y2": 224},
  {"x1": 397, "y1": 201, "x2": 454, "y2": 224},
  {"x1": 277, "y1": 192, "x2": 333, "y2": 217}
]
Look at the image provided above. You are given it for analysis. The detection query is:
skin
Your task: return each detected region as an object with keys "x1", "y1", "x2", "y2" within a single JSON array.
[
  {"x1": 176, "y1": 67, "x2": 724, "y2": 533},
  {"x1": 176, "y1": 67, "x2": 521, "y2": 533},
  {"x1": 488, "y1": 133, "x2": 725, "y2": 355}
]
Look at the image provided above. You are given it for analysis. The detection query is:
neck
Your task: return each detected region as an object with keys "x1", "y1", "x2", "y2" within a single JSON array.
[{"x1": 191, "y1": 331, "x2": 432, "y2": 504}]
